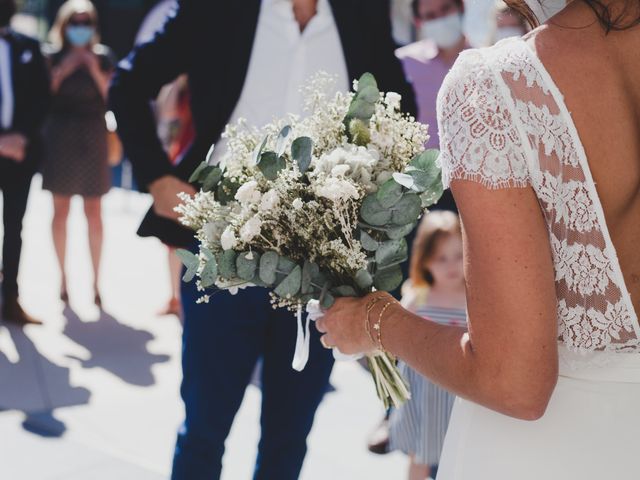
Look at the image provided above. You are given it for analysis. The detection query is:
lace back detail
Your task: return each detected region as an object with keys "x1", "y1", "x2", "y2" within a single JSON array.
[{"x1": 437, "y1": 39, "x2": 640, "y2": 358}]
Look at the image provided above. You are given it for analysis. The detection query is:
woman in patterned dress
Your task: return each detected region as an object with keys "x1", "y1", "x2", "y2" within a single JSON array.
[
  {"x1": 42, "y1": 0, "x2": 114, "y2": 307},
  {"x1": 389, "y1": 211, "x2": 466, "y2": 480}
]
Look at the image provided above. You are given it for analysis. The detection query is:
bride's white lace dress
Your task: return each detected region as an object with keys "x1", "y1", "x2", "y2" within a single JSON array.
[{"x1": 435, "y1": 37, "x2": 640, "y2": 479}]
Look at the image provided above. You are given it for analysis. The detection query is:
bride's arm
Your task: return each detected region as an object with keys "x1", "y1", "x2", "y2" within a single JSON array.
[{"x1": 318, "y1": 182, "x2": 558, "y2": 420}]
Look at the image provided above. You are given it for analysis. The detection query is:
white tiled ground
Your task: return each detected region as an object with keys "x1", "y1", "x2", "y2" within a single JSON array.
[{"x1": 0, "y1": 177, "x2": 406, "y2": 480}]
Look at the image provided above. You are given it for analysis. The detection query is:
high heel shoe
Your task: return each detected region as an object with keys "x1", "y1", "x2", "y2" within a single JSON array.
[{"x1": 94, "y1": 293, "x2": 102, "y2": 308}]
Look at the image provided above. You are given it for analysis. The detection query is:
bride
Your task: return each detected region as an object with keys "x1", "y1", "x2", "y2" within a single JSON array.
[{"x1": 316, "y1": 0, "x2": 640, "y2": 478}]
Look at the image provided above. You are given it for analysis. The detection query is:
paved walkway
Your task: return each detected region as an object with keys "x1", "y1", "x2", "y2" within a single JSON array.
[{"x1": 0, "y1": 177, "x2": 406, "y2": 479}]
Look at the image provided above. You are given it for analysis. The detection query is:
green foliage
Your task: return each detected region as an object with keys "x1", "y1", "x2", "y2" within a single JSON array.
[
  {"x1": 374, "y1": 264, "x2": 403, "y2": 291},
  {"x1": 291, "y1": 136, "x2": 313, "y2": 173},
  {"x1": 236, "y1": 251, "x2": 259, "y2": 281},
  {"x1": 176, "y1": 249, "x2": 199, "y2": 282},
  {"x1": 274, "y1": 265, "x2": 302, "y2": 298}
]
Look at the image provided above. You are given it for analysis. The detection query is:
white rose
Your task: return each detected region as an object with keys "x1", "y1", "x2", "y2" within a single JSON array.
[
  {"x1": 235, "y1": 180, "x2": 262, "y2": 205},
  {"x1": 385, "y1": 92, "x2": 402, "y2": 110},
  {"x1": 220, "y1": 226, "x2": 238, "y2": 251},
  {"x1": 292, "y1": 198, "x2": 303, "y2": 210},
  {"x1": 259, "y1": 189, "x2": 280, "y2": 212},
  {"x1": 331, "y1": 164, "x2": 351, "y2": 177},
  {"x1": 240, "y1": 215, "x2": 263, "y2": 243}
]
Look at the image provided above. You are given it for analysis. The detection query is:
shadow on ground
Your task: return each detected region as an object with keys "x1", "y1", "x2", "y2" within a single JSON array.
[{"x1": 63, "y1": 306, "x2": 170, "y2": 387}]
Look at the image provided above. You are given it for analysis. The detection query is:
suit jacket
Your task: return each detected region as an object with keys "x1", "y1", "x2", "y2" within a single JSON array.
[
  {"x1": 109, "y1": 0, "x2": 417, "y2": 247},
  {"x1": 0, "y1": 30, "x2": 50, "y2": 175}
]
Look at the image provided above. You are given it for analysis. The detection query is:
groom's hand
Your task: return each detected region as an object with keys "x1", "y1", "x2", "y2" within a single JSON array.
[{"x1": 148, "y1": 175, "x2": 196, "y2": 221}]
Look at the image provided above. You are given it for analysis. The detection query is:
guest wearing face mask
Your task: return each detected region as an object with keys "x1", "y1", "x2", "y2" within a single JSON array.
[
  {"x1": 395, "y1": 0, "x2": 468, "y2": 213},
  {"x1": 491, "y1": 0, "x2": 529, "y2": 44},
  {"x1": 0, "y1": 0, "x2": 51, "y2": 325},
  {"x1": 42, "y1": 0, "x2": 115, "y2": 307}
]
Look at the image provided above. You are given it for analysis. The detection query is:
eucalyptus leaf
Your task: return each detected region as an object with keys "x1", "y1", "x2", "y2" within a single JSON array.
[
  {"x1": 390, "y1": 193, "x2": 422, "y2": 226},
  {"x1": 374, "y1": 264, "x2": 404, "y2": 292},
  {"x1": 375, "y1": 238, "x2": 408, "y2": 268},
  {"x1": 200, "y1": 256, "x2": 218, "y2": 288},
  {"x1": 205, "y1": 144, "x2": 216, "y2": 165},
  {"x1": 258, "y1": 151, "x2": 286, "y2": 180},
  {"x1": 236, "y1": 251, "x2": 259, "y2": 281},
  {"x1": 410, "y1": 149, "x2": 440, "y2": 171},
  {"x1": 361, "y1": 195, "x2": 392, "y2": 226},
  {"x1": 386, "y1": 222, "x2": 416, "y2": 241},
  {"x1": 320, "y1": 290, "x2": 335, "y2": 310},
  {"x1": 392, "y1": 172, "x2": 415, "y2": 190},
  {"x1": 420, "y1": 179, "x2": 444, "y2": 208},
  {"x1": 332, "y1": 285, "x2": 357, "y2": 297},
  {"x1": 202, "y1": 167, "x2": 222, "y2": 192},
  {"x1": 276, "y1": 126, "x2": 292, "y2": 157},
  {"x1": 302, "y1": 260, "x2": 320, "y2": 294},
  {"x1": 277, "y1": 256, "x2": 297, "y2": 275},
  {"x1": 348, "y1": 99, "x2": 375, "y2": 121},
  {"x1": 355, "y1": 269, "x2": 373, "y2": 290},
  {"x1": 218, "y1": 250, "x2": 237, "y2": 279},
  {"x1": 176, "y1": 249, "x2": 199, "y2": 282},
  {"x1": 259, "y1": 251, "x2": 279, "y2": 285},
  {"x1": 274, "y1": 265, "x2": 302, "y2": 298},
  {"x1": 291, "y1": 136, "x2": 313, "y2": 173},
  {"x1": 252, "y1": 135, "x2": 270, "y2": 165},
  {"x1": 357, "y1": 72, "x2": 378, "y2": 91},
  {"x1": 360, "y1": 230, "x2": 379, "y2": 251},
  {"x1": 357, "y1": 84, "x2": 380, "y2": 104},
  {"x1": 188, "y1": 161, "x2": 208, "y2": 184},
  {"x1": 377, "y1": 178, "x2": 404, "y2": 208}
]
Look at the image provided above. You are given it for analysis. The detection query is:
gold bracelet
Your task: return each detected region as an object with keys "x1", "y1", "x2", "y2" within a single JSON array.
[
  {"x1": 364, "y1": 295, "x2": 386, "y2": 348},
  {"x1": 374, "y1": 300, "x2": 396, "y2": 353}
]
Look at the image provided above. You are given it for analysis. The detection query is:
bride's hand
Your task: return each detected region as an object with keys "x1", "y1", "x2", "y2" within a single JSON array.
[{"x1": 315, "y1": 292, "x2": 394, "y2": 355}]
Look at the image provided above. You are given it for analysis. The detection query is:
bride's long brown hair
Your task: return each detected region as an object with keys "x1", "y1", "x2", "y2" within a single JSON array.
[{"x1": 505, "y1": 0, "x2": 640, "y2": 32}]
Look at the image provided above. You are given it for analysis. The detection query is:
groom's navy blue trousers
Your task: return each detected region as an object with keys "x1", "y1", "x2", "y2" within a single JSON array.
[{"x1": 171, "y1": 277, "x2": 335, "y2": 480}]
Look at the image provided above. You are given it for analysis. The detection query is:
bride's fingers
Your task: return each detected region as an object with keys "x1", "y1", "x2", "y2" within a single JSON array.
[
  {"x1": 316, "y1": 317, "x2": 328, "y2": 333},
  {"x1": 320, "y1": 334, "x2": 335, "y2": 350}
]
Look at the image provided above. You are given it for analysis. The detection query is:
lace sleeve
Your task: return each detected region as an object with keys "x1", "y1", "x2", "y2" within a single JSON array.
[{"x1": 436, "y1": 50, "x2": 531, "y2": 190}]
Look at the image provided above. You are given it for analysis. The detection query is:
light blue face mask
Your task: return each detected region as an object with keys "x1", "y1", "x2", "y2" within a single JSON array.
[{"x1": 66, "y1": 25, "x2": 94, "y2": 47}]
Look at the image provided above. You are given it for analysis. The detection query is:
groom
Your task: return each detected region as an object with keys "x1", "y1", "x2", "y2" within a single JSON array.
[{"x1": 109, "y1": 1, "x2": 416, "y2": 478}]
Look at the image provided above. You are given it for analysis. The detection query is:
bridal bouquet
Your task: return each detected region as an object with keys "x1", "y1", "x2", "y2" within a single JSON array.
[{"x1": 176, "y1": 72, "x2": 442, "y2": 408}]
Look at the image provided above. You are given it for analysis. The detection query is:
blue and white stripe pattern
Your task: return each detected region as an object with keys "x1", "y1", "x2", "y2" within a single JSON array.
[{"x1": 389, "y1": 305, "x2": 467, "y2": 465}]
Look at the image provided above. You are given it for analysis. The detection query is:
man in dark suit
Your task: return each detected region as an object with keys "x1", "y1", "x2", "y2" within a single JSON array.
[
  {"x1": 109, "y1": 1, "x2": 416, "y2": 478},
  {"x1": 0, "y1": 0, "x2": 50, "y2": 325}
]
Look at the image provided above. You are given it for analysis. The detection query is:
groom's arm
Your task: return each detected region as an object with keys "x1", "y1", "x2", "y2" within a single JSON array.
[{"x1": 108, "y1": 0, "x2": 195, "y2": 193}]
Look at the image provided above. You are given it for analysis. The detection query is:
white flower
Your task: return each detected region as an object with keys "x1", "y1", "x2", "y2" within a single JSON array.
[
  {"x1": 220, "y1": 226, "x2": 238, "y2": 251},
  {"x1": 235, "y1": 180, "x2": 262, "y2": 205},
  {"x1": 315, "y1": 178, "x2": 360, "y2": 202},
  {"x1": 240, "y1": 215, "x2": 263, "y2": 242},
  {"x1": 259, "y1": 189, "x2": 280, "y2": 212},
  {"x1": 202, "y1": 220, "x2": 227, "y2": 245},
  {"x1": 331, "y1": 164, "x2": 351, "y2": 177},
  {"x1": 292, "y1": 198, "x2": 303, "y2": 210},
  {"x1": 385, "y1": 92, "x2": 402, "y2": 110}
]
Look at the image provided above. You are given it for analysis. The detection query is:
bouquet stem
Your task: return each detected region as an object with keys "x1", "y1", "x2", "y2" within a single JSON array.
[{"x1": 366, "y1": 352, "x2": 411, "y2": 409}]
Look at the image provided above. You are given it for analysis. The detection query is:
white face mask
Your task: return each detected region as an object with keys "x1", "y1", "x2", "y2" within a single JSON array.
[
  {"x1": 420, "y1": 13, "x2": 464, "y2": 50},
  {"x1": 494, "y1": 26, "x2": 525, "y2": 42},
  {"x1": 523, "y1": 0, "x2": 567, "y2": 23}
]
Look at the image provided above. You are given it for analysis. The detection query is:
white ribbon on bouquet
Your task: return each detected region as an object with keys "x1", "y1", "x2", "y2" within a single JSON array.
[{"x1": 291, "y1": 299, "x2": 363, "y2": 372}]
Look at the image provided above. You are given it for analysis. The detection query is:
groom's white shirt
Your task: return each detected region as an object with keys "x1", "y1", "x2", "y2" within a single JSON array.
[{"x1": 210, "y1": 0, "x2": 349, "y2": 165}]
